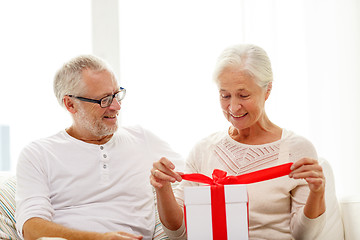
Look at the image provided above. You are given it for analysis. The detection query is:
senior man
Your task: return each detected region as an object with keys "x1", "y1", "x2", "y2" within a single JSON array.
[{"x1": 15, "y1": 55, "x2": 182, "y2": 240}]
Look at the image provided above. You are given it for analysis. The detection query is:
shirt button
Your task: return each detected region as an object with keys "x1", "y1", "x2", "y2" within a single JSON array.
[
  {"x1": 100, "y1": 146, "x2": 104, "y2": 150},
  {"x1": 103, "y1": 164, "x2": 107, "y2": 169},
  {"x1": 103, "y1": 154, "x2": 107, "y2": 158}
]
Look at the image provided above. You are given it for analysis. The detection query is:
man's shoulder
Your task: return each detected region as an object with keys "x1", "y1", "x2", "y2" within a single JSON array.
[
  {"x1": 115, "y1": 125, "x2": 144, "y2": 140},
  {"x1": 17, "y1": 131, "x2": 71, "y2": 165},
  {"x1": 116, "y1": 125, "x2": 161, "y2": 141},
  {"x1": 22, "y1": 130, "x2": 69, "y2": 151},
  {"x1": 117, "y1": 124, "x2": 144, "y2": 135}
]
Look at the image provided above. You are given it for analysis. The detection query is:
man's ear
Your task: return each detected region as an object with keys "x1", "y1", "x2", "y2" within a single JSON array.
[
  {"x1": 63, "y1": 96, "x2": 77, "y2": 114},
  {"x1": 265, "y1": 82, "x2": 272, "y2": 100}
]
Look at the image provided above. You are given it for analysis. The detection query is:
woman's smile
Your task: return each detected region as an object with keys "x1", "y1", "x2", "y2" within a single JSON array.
[{"x1": 229, "y1": 111, "x2": 247, "y2": 118}]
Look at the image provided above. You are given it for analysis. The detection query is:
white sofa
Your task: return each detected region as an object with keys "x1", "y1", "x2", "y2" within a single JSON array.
[{"x1": 0, "y1": 159, "x2": 358, "y2": 239}]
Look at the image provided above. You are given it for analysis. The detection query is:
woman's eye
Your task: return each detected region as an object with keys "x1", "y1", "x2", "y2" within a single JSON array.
[{"x1": 220, "y1": 94, "x2": 230, "y2": 99}]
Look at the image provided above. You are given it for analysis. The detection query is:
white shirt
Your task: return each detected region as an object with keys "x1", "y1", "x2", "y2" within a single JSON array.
[{"x1": 15, "y1": 125, "x2": 183, "y2": 240}]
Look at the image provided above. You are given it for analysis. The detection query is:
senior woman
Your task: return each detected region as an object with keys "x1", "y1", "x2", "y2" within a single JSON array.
[{"x1": 150, "y1": 44, "x2": 326, "y2": 239}]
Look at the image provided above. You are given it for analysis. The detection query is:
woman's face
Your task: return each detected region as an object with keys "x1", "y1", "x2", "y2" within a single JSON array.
[{"x1": 218, "y1": 67, "x2": 270, "y2": 131}]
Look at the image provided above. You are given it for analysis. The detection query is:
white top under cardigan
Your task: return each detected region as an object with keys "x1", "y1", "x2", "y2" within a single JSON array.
[
  {"x1": 15, "y1": 125, "x2": 183, "y2": 240},
  {"x1": 164, "y1": 128, "x2": 326, "y2": 240}
]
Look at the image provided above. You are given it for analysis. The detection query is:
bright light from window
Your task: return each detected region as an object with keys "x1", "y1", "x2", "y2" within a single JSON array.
[
  {"x1": 0, "y1": 0, "x2": 92, "y2": 170},
  {"x1": 119, "y1": 0, "x2": 244, "y2": 156},
  {"x1": 1, "y1": 0, "x2": 359, "y2": 197}
]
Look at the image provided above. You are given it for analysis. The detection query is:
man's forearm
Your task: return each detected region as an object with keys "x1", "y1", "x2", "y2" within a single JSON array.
[{"x1": 23, "y1": 217, "x2": 103, "y2": 240}]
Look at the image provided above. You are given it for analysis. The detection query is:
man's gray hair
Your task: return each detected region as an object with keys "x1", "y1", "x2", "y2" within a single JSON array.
[
  {"x1": 53, "y1": 55, "x2": 115, "y2": 107},
  {"x1": 213, "y1": 44, "x2": 273, "y2": 88}
]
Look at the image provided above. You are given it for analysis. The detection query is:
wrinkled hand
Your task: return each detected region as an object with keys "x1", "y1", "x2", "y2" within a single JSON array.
[
  {"x1": 150, "y1": 157, "x2": 183, "y2": 189},
  {"x1": 103, "y1": 231, "x2": 143, "y2": 240},
  {"x1": 289, "y1": 158, "x2": 325, "y2": 194}
]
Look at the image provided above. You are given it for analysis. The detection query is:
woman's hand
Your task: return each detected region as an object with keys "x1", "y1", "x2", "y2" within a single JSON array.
[
  {"x1": 150, "y1": 157, "x2": 183, "y2": 189},
  {"x1": 289, "y1": 158, "x2": 325, "y2": 194},
  {"x1": 289, "y1": 157, "x2": 326, "y2": 218}
]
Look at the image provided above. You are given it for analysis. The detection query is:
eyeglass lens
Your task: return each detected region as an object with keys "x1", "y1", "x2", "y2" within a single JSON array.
[{"x1": 100, "y1": 90, "x2": 126, "y2": 108}]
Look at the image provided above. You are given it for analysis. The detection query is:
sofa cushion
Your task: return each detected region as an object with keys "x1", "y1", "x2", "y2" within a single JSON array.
[{"x1": 0, "y1": 175, "x2": 20, "y2": 239}]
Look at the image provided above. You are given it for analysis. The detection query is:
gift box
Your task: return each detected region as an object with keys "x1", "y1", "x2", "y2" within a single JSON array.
[
  {"x1": 184, "y1": 184, "x2": 248, "y2": 240},
  {"x1": 181, "y1": 163, "x2": 293, "y2": 240}
]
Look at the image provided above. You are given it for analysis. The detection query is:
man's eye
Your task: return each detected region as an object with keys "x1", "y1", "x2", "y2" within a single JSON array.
[
  {"x1": 240, "y1": 95, "x2": 250, "y2": 98},
  {"x1": 220, "y1": 94, "x2": 230, "y2": 99},
  {"x1": 101, "y1": 96, "x2": 112, "y2": 104}
]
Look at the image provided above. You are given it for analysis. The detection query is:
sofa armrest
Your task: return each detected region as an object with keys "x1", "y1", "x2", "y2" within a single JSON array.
[
  {"x1": 340, "y1": 195, "x2": 360, "y2": 240},
  {"x1": 316, "y1": 158, "x2": 345, "y2": 240}
]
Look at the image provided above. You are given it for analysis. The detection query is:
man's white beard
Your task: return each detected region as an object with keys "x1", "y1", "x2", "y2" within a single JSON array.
[{"x1": 76, "y1": 106, "x2": 118, "y2": 137}]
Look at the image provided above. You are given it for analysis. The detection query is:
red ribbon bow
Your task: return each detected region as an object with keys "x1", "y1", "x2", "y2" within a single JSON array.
[{"x1": 182, "y1": 163, "x2": 293, "y2": 240}]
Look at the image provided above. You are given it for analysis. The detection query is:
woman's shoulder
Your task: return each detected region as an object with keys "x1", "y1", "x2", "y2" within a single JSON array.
[
  {"x1": 282, "y1": 129, "x2": 318, "y2": 160},
  {"x1": 282, "y1": 129, "x2": 314, "y2": 146},
  {"x1": 195, "y1": 129, "x2": 228, "y2": 147}
]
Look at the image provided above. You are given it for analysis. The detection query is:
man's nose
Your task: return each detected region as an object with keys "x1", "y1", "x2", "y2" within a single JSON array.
[{"x1": 108, "y1": 98, "x2": 121, "y2": 110}]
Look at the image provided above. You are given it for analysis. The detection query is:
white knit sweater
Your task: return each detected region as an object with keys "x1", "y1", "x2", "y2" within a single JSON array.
[{"x1": 164, "y1": 129, "x2": 326, "y2": 240}]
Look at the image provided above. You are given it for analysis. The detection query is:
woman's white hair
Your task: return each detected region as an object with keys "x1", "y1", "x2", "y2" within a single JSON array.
[
  {"x1": 53, "y1": 54, "x2": 115, "y2": 108},
  {"x1": 213, "y1": 44, "x2": 273, "y2": 88}
]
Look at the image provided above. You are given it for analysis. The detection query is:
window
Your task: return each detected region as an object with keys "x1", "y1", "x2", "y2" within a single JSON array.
[{"x1": 0, "y1": 0, "x2": 92, "y2": 170}]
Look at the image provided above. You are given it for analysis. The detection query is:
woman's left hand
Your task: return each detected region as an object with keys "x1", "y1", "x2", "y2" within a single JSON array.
[{"x1": 289, "y1": 158, "x2": 325, "y2": 194}]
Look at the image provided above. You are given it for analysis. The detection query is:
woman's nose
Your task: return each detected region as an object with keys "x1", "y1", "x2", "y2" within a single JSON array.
[{"x1": 229, "y1": 98, "x2": 242, "y2": 112}]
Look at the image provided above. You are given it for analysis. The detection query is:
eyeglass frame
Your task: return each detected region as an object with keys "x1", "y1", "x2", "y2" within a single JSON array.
[{"x1": 68, "y1": 87, "x2": 126, "y2": 108}]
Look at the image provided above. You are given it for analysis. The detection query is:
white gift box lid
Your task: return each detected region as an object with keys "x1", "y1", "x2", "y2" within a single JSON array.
[{"x1": 184, "y1": 184, "x2": 248, "y2": 205}]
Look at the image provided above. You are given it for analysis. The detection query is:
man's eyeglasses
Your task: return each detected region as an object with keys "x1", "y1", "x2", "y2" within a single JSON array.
[{"x1": 68, "y1": 87, "x2": 126, "y2": 108}]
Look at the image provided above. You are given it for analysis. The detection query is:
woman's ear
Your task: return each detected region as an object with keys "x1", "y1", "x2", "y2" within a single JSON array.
[
  {"x1": 265, "y1": 82, "x2": 272, "y2": 100},
  {"x1": 63, "y1": 96, "x2": 77, "y2": 114}
]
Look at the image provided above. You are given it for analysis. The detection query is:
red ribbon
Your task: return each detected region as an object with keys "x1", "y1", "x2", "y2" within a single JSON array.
[{"x1": 182, "y1": 163, "x2": 292, "y2": 239}]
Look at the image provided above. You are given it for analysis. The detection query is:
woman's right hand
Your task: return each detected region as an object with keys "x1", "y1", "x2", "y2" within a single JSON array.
[{"x1": 150, "y1": 157, "x2": 183, "y2": 189}]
